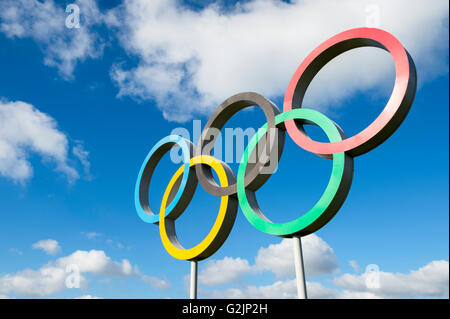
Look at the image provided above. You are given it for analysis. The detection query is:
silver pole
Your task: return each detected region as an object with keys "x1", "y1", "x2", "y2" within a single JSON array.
[
  {"x1": 190, "y1": 261, "x2": 198, "y2": 299},
  {"x1": 292, "y1": 235, "x2": 307, "y2": 299}
]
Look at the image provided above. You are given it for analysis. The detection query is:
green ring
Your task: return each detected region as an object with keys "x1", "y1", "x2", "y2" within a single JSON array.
[{"x1": 237, "y1": 108, "x2": 353, "y2": 237}]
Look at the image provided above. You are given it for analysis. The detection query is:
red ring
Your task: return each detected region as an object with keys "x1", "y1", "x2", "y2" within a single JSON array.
[{"x1": 283, "y1": 28, "x2": 417, "y2": 157}]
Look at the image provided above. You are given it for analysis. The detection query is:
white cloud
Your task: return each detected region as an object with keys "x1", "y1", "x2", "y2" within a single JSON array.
[
  {"x1": 0, "y1": 265, "x2": 76, "y2": 297},
  {"x1": 203, "y1": 279, "x2": 339, "y2": 299},
  {"x1": 0, "y1": 0, "x2": 105, "y2": 79},
  {"x1": 0, "y1": 99, "x2": 87, "y2": 182},
  {"x1": 57, "y1": 250, "x2": 170, "y2": 290},
  {"x1": 198, "y1": 234, "x2": 338, "y2": 286},
  {"x1": 140, "y1": 274, "x2": 172, "y2": 290},
  {"x1": 74, "y1": 294, "x2": 102, "y2": 299},
  {"x1": 32, "y1": 239, "x2": 61, "y2": 255},
  {"x1": 0, "y1": 249, "x2": 170, "y2": 297},
  {"x1": 255, "y1": 234, "x2": 339, "y2": 277},
  {"x1": 203, "y1": 279, "x2": 297, "y2": 299},
  {"x1": 197, "y1": 235, "x2": 448, "y2": 299},
  {"x1": 334, "y1": 260, "x2": 449, "y2": 298},
  {"x1": 203, "y1": 260, "x2": 449, "y2": 299},
  {"x1": 199, "y1": 257, "x2": 253, "y2": 286},
  {"x1": 57, "y1": 250, "x2": 134, "y2": 276},
  {"x1": 2, "y1": 1, "x2": 446, "y2": 121},
  {"x1": 109, "y1": 0, "x2": 449, "y2": 122},
  {"x1": 0, "y1": 99, "x2": 88, "y2": 183}
]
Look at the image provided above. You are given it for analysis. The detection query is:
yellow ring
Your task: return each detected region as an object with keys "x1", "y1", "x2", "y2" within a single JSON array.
[{"x1": 159, "y1": 155, "x2": 238, "y2": 261}]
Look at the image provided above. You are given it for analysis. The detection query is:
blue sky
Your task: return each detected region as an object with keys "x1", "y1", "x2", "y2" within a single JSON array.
[{"x1": 0, "y1": 0, "x2": 448, "y2": 299}]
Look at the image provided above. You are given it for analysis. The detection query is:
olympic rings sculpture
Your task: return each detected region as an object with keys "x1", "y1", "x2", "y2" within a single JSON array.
[{"x1": 135, "y1": 28, "x2": 417, "y2": 261}]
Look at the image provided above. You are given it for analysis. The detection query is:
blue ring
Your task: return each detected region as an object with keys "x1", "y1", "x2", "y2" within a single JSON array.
[{"x1": 134, "y1": 135, "x2": 192, "y2": 224}]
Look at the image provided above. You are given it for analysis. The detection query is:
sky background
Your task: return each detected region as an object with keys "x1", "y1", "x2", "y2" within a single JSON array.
[{"x1": 0, "y1": 0, "x2": 448, "y2": 299}]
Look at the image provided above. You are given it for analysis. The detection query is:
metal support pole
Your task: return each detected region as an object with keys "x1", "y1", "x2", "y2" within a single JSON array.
[
  {"x1": 190, "y1": 261, "x2": 198, "y2": 299},
  {"x1": 292, "y1": 235, "x2": 307, "y2": 299}
]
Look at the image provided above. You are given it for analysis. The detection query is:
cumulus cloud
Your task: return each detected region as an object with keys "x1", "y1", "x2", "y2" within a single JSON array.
[
  {"x1": 2, "y1": 1, "x2": 447, "y2": 121},
  {"x1": 56, "y1": 250, "x2": 134, "y2": 276},
  {"x1": 255, "y1": 234, "x2": 339, "y2": 277},
  {"x1": 197, "y1": 235, "x2": 448, "y2": 299},
  {"x1": 203, "y1": 260, "x2": 449, "y2": 299},
  {"x1": 109, "y1": 0, "x2": 449, "y2": 122},
  {"x1": 0, "y1": 265, "x2": 77, "y2": 297},
  {"x1": 32, "y1": 239, "x2": 61, "y2": 255},
  {"x1": 0, "y1": 0, "x2": 105, "y2": 79},
  {"x1": 0, "y1": 249, "x2": 170, "y2": 297},
  {"x1": 198, "y1": 234, "x2": 338, "y2": 286},
  {"x1": 199, "y1": 257, "x2": 253, "y2": 286},
  {"x1": 0, "y1": 99, "x2": 89, "y2": 183},
  {"x1": 334, "y1": 260, "x2": 449, "y2": 298},
  {"x1": 202, "y1": 279, "x2": 339, "y2": 299}
]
